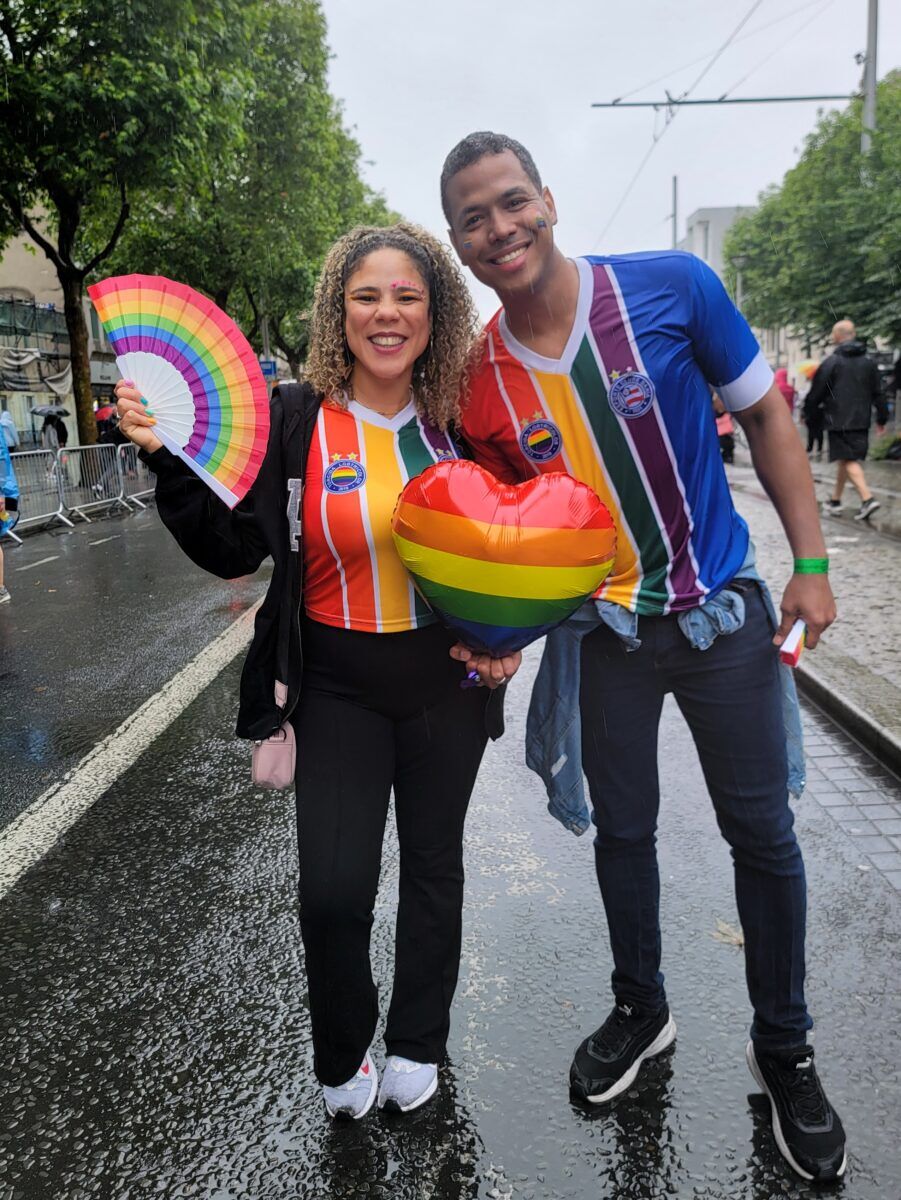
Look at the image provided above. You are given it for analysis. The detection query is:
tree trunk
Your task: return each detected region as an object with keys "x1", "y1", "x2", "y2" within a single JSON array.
[
  {"x1": 61, "y1": 272, "x2": 96, "y2": 445},
  {"x1": 288, "y1": 356, "x2": 300, "y2": 381}
]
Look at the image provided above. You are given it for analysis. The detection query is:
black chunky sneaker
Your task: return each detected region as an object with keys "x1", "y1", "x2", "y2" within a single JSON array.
[
  {"x1": 570, "y1": 1002, "x2": 676, "y2": 1104},
  {"x1": 747, "y1": 1041, "x2": 846, "y2": 1182}
]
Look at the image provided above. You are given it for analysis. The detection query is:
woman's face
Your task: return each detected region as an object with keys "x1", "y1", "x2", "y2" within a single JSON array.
[{"x1": 344, "y1": 248, "x2": 431, "y2": 385}]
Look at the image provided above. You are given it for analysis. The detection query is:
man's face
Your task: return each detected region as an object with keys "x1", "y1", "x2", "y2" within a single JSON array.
[{"x1": 445, "y1": 150, "x2": 557, "y2": 298}]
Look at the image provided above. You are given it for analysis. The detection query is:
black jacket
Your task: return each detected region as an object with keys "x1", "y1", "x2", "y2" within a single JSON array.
[
  {"x1": 804, "y1": 341, "x2": 888, "y2": 432},
  {"x1": 140, "y1": 382, "x2": 505, "y2": 742}
]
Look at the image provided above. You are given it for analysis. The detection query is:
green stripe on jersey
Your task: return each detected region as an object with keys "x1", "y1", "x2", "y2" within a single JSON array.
[
  {"x1": 570, "y1": 339, "x2": 670, "y2": 611},
  {"x1": 397, "y1": 417, "x2": 441, "y2": 623}
]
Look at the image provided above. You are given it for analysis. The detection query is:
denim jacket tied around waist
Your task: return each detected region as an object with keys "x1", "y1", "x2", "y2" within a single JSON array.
[{"x1": 525, "y1": 542, "x2": 806, "y2": 836}]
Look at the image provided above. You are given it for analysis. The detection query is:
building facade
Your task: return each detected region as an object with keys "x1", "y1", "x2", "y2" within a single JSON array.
[{"x1": 0, "y1": 229, "x2": 117, "y2": 446}]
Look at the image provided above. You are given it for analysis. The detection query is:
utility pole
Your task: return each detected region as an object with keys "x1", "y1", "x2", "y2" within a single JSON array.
[
  {"x1": 671, "y1": 176, "x2": 678, "y2": 249},
  {"x1": 861, "y1": 0, "x2": 878, "y2": 153}
]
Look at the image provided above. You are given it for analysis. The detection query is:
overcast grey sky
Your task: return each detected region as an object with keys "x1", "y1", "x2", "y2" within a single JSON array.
[{"x1": 323, "y1": 0, "x2": 898, "y2": 316}]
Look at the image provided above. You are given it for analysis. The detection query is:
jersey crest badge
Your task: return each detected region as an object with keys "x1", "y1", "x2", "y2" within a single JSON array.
[
  {"x1": 324, "y1": 452, "x2": 366, "y2": 494},
  {"x1": 519, "y1": 413, "x2": 562, "y2": 463},
  {"x1": 608, "y1": 372, "x2": 656, "y2": 419}
]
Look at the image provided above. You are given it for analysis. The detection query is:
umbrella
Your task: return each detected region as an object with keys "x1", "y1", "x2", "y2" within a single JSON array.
[
  {"x1": 94, "y1": 405, "x2": 117, "y2": 421},
  {"x1": 29, "y1": 404, "x2": 70, "y2": 417}
]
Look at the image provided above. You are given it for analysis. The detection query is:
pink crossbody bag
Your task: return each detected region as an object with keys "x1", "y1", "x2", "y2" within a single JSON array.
[{"x1": 252, "y1": 680, "x2": 296, "y2": 789}]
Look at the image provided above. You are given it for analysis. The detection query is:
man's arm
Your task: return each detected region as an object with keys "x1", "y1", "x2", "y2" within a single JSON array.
[{"x1": 733, "y1": 384, "x2": 836, "y2": 649}]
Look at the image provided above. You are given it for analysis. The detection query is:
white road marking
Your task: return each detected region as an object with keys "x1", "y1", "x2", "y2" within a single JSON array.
[
  {"x1": 17, "y1": 556, "x2": 59, "y2": 572},
  {"x1": 88, "y1": 536, "x2": 121, "y2": 546},
  {"x1": 0, "y1": 599, "x2": 263, "y2": 899}
]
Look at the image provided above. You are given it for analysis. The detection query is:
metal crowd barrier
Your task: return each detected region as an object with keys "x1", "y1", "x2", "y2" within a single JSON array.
[
  {"x1": 117, "y1": 443, "x2": 156, "y2": 509},
  {"x1": 5, "y1": 449, "x2": 74, "y2": 536},
  {"x1": 3, "y1": 443, "x2": 156, "y2": 540},
  {"x1": 57, "y1": 444, "x2": 129, "y2": 522}
]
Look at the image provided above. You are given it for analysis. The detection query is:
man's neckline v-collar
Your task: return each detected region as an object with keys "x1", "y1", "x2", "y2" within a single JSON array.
[{"x1": 497, "y1": 257, "x2": 593, "y2": 375}]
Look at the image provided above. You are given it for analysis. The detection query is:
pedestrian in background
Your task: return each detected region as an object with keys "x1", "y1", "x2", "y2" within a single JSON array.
[
  {"x1": 1, "y1": 406, "x2": 19, "y2": 449},
  {"x1": 774, "y1": 367, "x2": 797, "y2": 414},
  {"x1": 39, "y1": 414, "x2": 67, "y2": 451},
  {"x1": 114, "y1": 223, "x2": 518, "y2": 1122},
  {"x1": 0, "y1": 433, "x2": 20, "y2": 604},
  {"x1": 806, "y1": 320, "x2": 887, "y2": 521},
  {"x1": 800, "y1": 365, "x2": 825, "y2": 458}
]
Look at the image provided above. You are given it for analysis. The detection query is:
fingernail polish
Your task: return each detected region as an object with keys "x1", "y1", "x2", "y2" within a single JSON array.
[{"x1": 139, "y1": 397, "x2": 148, "y2": 407}]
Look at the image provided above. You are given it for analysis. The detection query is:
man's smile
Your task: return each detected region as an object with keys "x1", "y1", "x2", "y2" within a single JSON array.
[{"x1": 486, "y1": 241, "x2": 531, "y2": 269}]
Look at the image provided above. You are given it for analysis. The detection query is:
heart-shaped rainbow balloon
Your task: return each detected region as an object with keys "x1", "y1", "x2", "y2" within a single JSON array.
[{"x1": 392, "y1": 460, "x2": 616, "y2": 655}]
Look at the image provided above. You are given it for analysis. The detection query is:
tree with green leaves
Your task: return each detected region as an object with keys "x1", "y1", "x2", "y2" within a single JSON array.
[
  {"x1": 92, "y1": 0, "x2": 398, "y2": 380},
  {"x1": 724, "y1": 71, "x2": 901, "y2": 348},
  {"x1": 0, "y1": 0, "x2": 252, "y2": 443}
]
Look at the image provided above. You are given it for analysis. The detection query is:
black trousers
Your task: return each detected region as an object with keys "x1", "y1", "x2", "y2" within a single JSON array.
[
  {"x1": 293, "y1": 618, "x2": 490, "y2": 1087},
  {"x1": 579, "y1": 586, "x2": 810, "y2": 1050}
]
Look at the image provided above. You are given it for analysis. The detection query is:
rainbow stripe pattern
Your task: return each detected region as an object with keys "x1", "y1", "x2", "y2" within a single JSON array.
[
  {"x1": 87, "y1": 274, "x2": 269, "y2": 508},
  {"x1": 463, "y1": 253, "x2": 773, "y2": 615},
  {"x1": 392, "y1": 460, "x2": 616, "y2": 654}
]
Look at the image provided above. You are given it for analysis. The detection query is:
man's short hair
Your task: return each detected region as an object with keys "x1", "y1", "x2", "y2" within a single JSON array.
[{"x1": 440, "y1": 132, "x2": 542, "y2": 222}]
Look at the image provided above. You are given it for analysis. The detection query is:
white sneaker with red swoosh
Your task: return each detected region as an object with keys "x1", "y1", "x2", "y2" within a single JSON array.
[{"x1": 322, "y1": 1050, "x2": 378, "y2": 1120}]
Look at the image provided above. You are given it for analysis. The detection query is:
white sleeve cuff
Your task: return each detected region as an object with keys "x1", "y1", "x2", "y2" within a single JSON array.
[{"x1": 718, "y1": 349, "x2": 774, "y2": 412}]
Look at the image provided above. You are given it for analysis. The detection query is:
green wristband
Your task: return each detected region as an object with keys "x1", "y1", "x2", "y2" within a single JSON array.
[{"x1": 793, "y1": 557, "x2": 829, "y2": 574}]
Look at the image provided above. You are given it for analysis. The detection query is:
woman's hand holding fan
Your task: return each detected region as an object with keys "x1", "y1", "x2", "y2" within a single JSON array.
[{"x1": 115, "y1": 380, "x2": 163, "y2": 454}]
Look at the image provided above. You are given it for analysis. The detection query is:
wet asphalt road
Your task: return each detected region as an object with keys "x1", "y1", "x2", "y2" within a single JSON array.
[
  {"x1": 0, "y1": 508, "x2": 266, "y2": 826},
  {"x1": 2, "y1": 507, "x2": 901, "y2": 1199}
]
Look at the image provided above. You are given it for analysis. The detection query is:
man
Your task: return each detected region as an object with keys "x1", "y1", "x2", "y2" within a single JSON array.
[
  {"x1": 441, "y1": 132, "x2": 845, "y2": 1183},
  {"x1": 805, "y1": 319, "x2": 887, "y2": 521}
]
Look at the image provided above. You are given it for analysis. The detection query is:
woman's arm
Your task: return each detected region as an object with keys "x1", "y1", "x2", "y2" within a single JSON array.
[{"x1": 117, "y1": 380, "x2": 276, "y2": 580}]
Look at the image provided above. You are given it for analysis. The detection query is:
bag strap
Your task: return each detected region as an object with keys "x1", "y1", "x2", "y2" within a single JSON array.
[{"x1": 272, "y1": 381, "x2": 321, "y2": 708}]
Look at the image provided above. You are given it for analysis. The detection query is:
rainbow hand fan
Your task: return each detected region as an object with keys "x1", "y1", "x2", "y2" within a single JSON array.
[{"x1": 87, "y1": 274, "x2": 269, "y2": 508}]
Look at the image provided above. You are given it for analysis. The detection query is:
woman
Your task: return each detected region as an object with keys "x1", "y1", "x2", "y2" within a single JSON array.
[
  {"x1": 774, "y1": 366, "x2": 797, "y2": 414},
  {"x1": 114, "y1": 224, "x2": 520, "y2": 1120}
]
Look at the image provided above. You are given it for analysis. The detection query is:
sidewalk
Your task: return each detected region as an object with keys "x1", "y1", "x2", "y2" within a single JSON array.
[
  {"x1": 807, "y1": 453, "x2": 901, "y2": 539},
  {"x1": 728, "y1": 453, "x2": 901, "y2": 772}
]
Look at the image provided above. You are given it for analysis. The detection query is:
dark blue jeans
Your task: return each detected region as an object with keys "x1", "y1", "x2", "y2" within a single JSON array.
[{"x1": 579, "y1": 583, "x2": 812, "y2": 1051}]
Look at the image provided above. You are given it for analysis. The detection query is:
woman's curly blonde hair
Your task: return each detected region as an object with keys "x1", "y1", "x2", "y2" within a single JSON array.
[{"x1": 305, "y1": 222, "x2": 481, "y2": 431}]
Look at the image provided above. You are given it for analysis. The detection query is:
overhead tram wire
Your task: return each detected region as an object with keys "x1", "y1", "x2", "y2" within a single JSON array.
[
  {"x1": 592, "y1": 0, "x2": 766, "y2": 249},
  {"x1": 610, "y1": 0, "x2": 833, "y2": 105},
  {"x1": 718, "y1": 0, "x2": 837, "y2": 100},
  {"x1": 675, "y1": 0, "x2": 767, "y2": 100}
]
